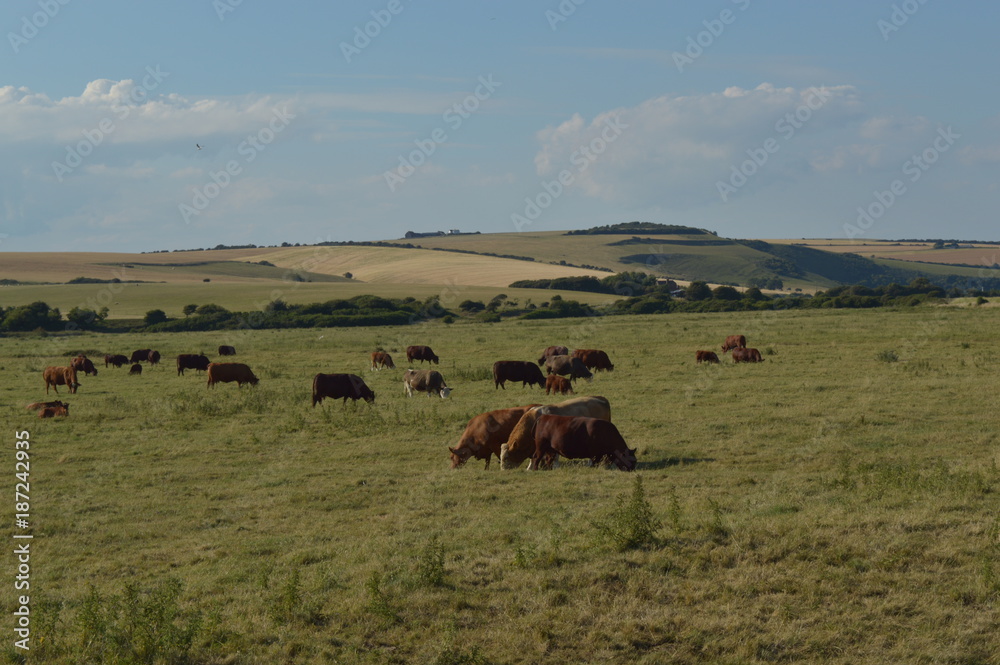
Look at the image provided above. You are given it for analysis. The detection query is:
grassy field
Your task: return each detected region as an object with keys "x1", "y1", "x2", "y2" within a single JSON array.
[{"x1": 2, "y1": 305, "x2": 999, "y2": 664}]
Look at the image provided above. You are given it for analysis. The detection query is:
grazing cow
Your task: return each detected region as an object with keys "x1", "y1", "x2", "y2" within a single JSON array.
[
  {"x1": 403, "y1": 369, "x2": 451, "y2": 398},
  {"x1": 545, "y1": 375, "x2": 574, "y2": 395},
  {"x1": 500, "y1": 395, "x2": 612, "y2": 469},
  {"x1": 529, "y1": 415, "x2": 636, "y2": 471},
  {"x1": 543, "y1": 355, "x2": 593, "y2": 382},
  {"x1": 71, "y1": 355, "x2": 98, "y2": 376},
  {"x1": 177, "y1": 353, "x2": 211, "y2": 376},
  {"x1": 129, "y1": 363, "x2": 143, "y2": 375},
  {"x1": 571, "y1": 349, "x2": 614, "y2": 372},
  {"x1": 130, "y1": 349, "x2": 151, "y2": 363},
  {"x1": 448, "y1": 405, "x2": 540, "y2": 469},
  {"x1": 731, "y1": 347, "x2": 764, "y2": 363},
  {"x1": 696, "y1": 350, "x2": 720, "y2": 364},
  {"x1": 206, "y1": 363, "x2": 259, "y2": 388},
  {"x1": 312, "y1": 373, "x2": 376, "y2": 406},
  {"x1": 148, "y1": 350, "x2": 161, "y2": 366},
  {"x1": 104, "y1": 354, "x2": 128, "y2": 368},
  {"x1": 218, "y1": 345, "x2": 236, "y2": 356},
  {"x1": 537, "y1": 345, "x2": 569, "y2": 366},
  {"x1": 43, "y1": 366, "x2": 79, "y2": 394},
  {"x1": 721, "y1": 335, "x2": 747, "y2": 353},
  {"x1": 492, "y1": 361, "x2": 546, "y2": 390},
  {"x1": 370, "y1": 351, "x2": 395, "y2": 371},
  {"x1": 406, "y1": 345, "x2": 439, "y2": 365},
  {"x1": 39, "y1": 403, "x2": 69, "y2": 418},
  {"x1": 26, "y1": 400, "x2": 67, "y2": 412}
]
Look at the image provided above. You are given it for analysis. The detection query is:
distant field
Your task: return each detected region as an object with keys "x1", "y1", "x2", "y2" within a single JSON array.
[
  {"x1": 4, "y1": 307, "x2": 999, "y2": 664},
  {"x1": 769, "y1": 239, "x2": 1000, "y2": 268}
]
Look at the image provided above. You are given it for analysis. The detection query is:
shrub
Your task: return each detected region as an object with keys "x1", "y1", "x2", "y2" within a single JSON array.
[
  {"x1": 143, "y1": 309, "x2": 167, "y2": 326},
  {"x1": 594, "y1": 476, "x2": 662, "y2": 551},
  {"x1": 416, "y1": 535, "x2": 446, "y2": 587},
  {"x1": 877, "y1": 349, "x2": 899, "y2": 363}
]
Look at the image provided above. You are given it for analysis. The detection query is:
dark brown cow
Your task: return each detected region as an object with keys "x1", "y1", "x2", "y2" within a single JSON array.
[
  {"x1": 129, "y1": 363, "x2": 143, "y2": 375},
  {"x1": 492, "y1": 361, "x2": 546, "y2": 390},
  {"x1": 571, "y1": 349, "x2": 614, "y2": 372},
  {"x1": 43, "y1": 366, "x2": 79, "y2": 394},
  {"x1": 406, "y1": 345, "x2": 439, "y2": 365},
  {"x1": 721, "y1": 335, "x2": 747, "y2": 353},
  {"x1": 529, "y1": 415, "x2": 636, "y2": 471},
  {"x1": 544, "y1": 375, "x2": 573, "y2": 395},
  {"x1": 206, "y1": 362, "x2": 259, "y2": 388},
  {"x1": 732, "y1": 347, "x2": 764, "y2": 363},
  {"x1": 26, "y1": 400, "x2": 67, "y2": 412},
  {"x1": 39, "y1": 404, "x2": 69, "y2": 418},
  {"x1": 130, "y1": 349, "x2": 151, "y2": 363},
  {"x1": 537, "y1": 345, "x2": 569, "y2": 366},
  {"x1": 370, "y1": 351, "x2": 395, "y2": 371},
  {"x1": 543, "y1": 355, "x2": 593, "y2": 382},
  {"x1": 448, "y1": 405, "x2": 540, "y2": 469},
  {"x1": 177, "y1": 353, "x2": 211, "y2": 376},
  {"x1": 403, "y1": 369, "x2": 451, "y2": 398},
  {"x1": 500, "y1": 396, "x2": 612, "y2": 469},
  {"x1": 71, "y1": 355, "x2": 98, "y2": 376},
  {"x1": 312, "y1": 373, "x2": 376, "y2": 406},
  {"x1": 148, "y1": 350, "x2": 161, "y2": 366},
  {"x1": 218, "y1": 345, "x2": 237, "y2": 356},
  {"x1": 104, "y1": 354, "x2": 128, "y2": 368},
  {"x1": 696, "y1": 350, "x2": 720, "y2": 364}
]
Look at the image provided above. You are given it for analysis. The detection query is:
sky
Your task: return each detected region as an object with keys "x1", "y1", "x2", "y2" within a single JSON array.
[{"x1": 1, "y1": 0, "x2": 997, "y2": 253}]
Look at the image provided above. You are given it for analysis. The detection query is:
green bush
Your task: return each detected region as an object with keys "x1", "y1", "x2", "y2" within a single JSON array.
[{"x1": 594, "y1": 476, "x2": 662, "y2": 551}]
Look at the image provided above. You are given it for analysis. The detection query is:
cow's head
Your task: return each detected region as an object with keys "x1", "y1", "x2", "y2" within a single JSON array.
[
  {"x1": 438, "y1": 386, "x2": 452, "y2": 399},
  {"x1": 249, "y1": 376, "x2": 260, "y2": 386},
  {"x1": 448, "y1": 446, "x2": 469, "y2": 468},
  {"x1": 364, "y1": 391, "x2": 376, "y2": 404}
]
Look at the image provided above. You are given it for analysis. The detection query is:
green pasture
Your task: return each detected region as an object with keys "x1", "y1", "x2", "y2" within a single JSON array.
[
  {"x1": 2, "y1": 306, "x2": 999, "y2": 664},
  {"x1": 0, "y1": 282, "x2": 614, "y2": 320}
]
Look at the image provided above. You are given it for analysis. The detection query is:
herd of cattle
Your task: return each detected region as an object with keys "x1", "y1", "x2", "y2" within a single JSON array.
[{"x1": 27, "y1": 336, "x2": 758, "y2": 471}]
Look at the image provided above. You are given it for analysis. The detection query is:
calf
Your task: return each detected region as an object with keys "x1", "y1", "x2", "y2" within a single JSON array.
[
  {"x1": 696, "y1": 350, "x2": 720, "y2": 364},
  {"x1": 544, "y1": 374, "x2": 573, "y2": 395},
  {"x1": 403, "y1": 369, "x2": 451, "y2": 398}
]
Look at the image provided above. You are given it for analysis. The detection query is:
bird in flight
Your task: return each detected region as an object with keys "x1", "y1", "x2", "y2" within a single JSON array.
[{"x1": 196, "y1": 144, "x2": 203, "y2": 150}]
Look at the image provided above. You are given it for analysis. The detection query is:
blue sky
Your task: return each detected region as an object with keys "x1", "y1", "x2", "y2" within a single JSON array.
[{"x1": 2, "y1": 0, "x2": 997, "y2": 252}]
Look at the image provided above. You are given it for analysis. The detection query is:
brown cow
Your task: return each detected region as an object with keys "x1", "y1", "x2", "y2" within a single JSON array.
[
  {"x1": 218, "y1": 345, "x2": 237, "y2": 356},
  {"x1": 732, "y1": 347, "x2": 764, "y2": 363},
  {"x1": 537, "y1": 345, "x2": 569, "y2": 366},
  {"x1": 26, "y1": 400, "x2": 67, "y2": 412},
  {"x1": 130, "y1": 349, "x2": 151, "y2": 363},
  {"x1": 571, "y1": 349, "x2": 614, "y2": 372},
  {"x1": 71, "y1": 355, "x2": 98, "y2": 376},
  {"x1": 543, "y1": 355, "x2": 593, "y2": 382},
  {"x1": 312, "y1": 373, "x2": 375, "y2": 406},
  {"x1": 39, "y1": 403, "x2": 69, "y2": 418},
  {"x1": 696, "y1": 350, "x2": 720, "y2": 364},
  {"x1": 206, "y1": 362, "x2": 259, "y2": 388},
  {"x1": 177, "y1": 353, "x2": 211, "y2": 376},
  {"x1": 370, "y1": 351, "x2": 395, "y2": 371},
  {"x1": 43, "y1": 366, "x2": 79, "y2": 394},
  {"x1": 406, "y1": 345, "x2": 439, "y2": 365},
  {"x1": 104, "y1": 354, "x2": 128, "y2": 368},
  {"x1": 403, "y1": 369, "x2": 451, "y2": 398},
  {"x1": 449, "y1": 405, "x2": 540, "y2": 469},
  {"x1": 148, "y1": 350, "x2": 161, "y2": 366},
  {"x1": 721, "y1": 335, "x2": 747, "y2": 353},
  {"x1": 500, "y1": 395, "x2": 612, "y2": 469},
  {"x1": 492, "y1": 361, "x2": 546, "y2": 389},
  {"x1": 129, "y1": 363, "x2": 143, "y2": 375},
  {"x1": 528, "y1": 415, "x2": 636, "y2": 471},
  {"x1": 545, "y1": 375, "x2": 573, "y2": 395}
]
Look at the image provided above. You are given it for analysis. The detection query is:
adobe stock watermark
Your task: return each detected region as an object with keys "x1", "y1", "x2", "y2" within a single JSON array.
[
  {"x1": 51, "y1": 66, "x2": 170, "y2": 182},
  {"x1": 877, "y1": 0, "x2": 930, "y2": 41},
  {"x1": 844, "y1": 125, "x2": 959, "y2": 239},
  {"x1": 673, "y1": 0, "x2": 751, "y2": 73},
  {"x1": 8, "y1": 0, "x2": 72, "y2": 54},
  {"x1": 213, "y1": 0, "x2": 243, "y2": 21},
  {"x1": 716, "y1": 86, "x2": 833, "y2": 202},
  {"x1": 511, "y1": 115, "x2": 628, "y2": 232},
  {"x1": 179, "y1": 106, "x2": 295, "y2": 224},
  {"x1": 546, "y1": 0, "x2": 586, "y2": 31},
  {"x1": 340, "y1": 0, "x2": 410, "y2": 63},
  {"x1": 383, "y1": 75, "x2": 501, "y2": 192}
]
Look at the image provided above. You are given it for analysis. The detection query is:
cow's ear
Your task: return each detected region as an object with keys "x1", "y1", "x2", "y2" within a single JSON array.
[{"x1": 448, "y1": 447, "x2": 457, "y2": 454}]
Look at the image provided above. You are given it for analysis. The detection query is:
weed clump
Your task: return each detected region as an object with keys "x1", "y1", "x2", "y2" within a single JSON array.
[{"x1": 594, "y1": 476, "x2": 662, "y2": 551}]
